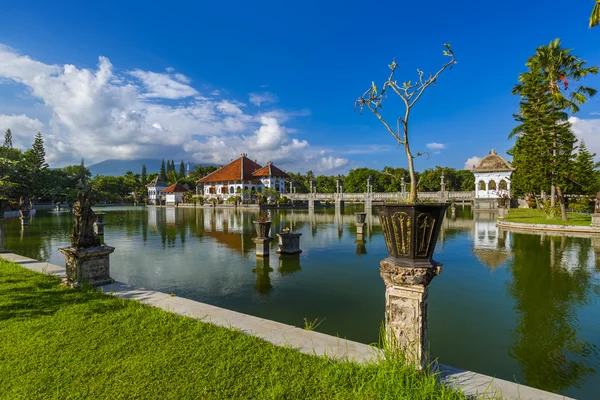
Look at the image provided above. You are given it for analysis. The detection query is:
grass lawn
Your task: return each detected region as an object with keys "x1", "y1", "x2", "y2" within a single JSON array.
[
  {"x1": 0, "y1": 260, "x2": 466, "y2": 400},
  {"x1": 500, "y1": 208, "x2": 592, "y2": 226}
]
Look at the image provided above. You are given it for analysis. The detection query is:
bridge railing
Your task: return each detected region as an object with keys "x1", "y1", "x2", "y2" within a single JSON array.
[{"x1": 447, "y1": 191, "x2": 475, "y2": 199}]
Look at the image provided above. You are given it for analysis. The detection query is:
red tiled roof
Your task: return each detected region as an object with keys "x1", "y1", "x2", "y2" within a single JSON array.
[
  {"x1": 252, "y1": 162, "x2": 288, "y2": 178},
  {"x1": 161, "y1": 183, "x2": 191, "y2": 193},
  {"x1": 198, "y1": 155, "x2": 263, "y2": 183}
]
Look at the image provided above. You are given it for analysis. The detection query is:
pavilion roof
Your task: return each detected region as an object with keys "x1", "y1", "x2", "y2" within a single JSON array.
[
  {"x1": 146, "y1": 176, "x2": 168, "y2": 188},
  {"x1": 472, "y1": 149, "x2": 514, "y2": 173}
]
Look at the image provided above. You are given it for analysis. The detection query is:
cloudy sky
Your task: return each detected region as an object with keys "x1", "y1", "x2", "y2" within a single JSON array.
[{"x1": 0, "y1": 1, "x2": 599, "y2": 173}]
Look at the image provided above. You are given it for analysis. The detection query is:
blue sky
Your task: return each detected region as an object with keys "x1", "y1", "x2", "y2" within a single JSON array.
[{"x1": 0, "y1": 0, "x2": 599, "y2": 173}]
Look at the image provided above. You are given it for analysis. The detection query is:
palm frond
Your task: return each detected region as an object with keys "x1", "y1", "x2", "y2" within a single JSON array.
[{"x1": 590, "y1": 0, "x2": 600, "y2": 28}]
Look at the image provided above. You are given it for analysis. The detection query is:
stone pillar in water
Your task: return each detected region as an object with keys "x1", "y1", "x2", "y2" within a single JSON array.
[
  {"x1": 379, "y1": 258, "x2": 442, "y2": 369},
  {"x1": 94, "y1": 212, "x2": 107, "y2": 235},
  {"x1": 276, "y1": 232, "x2": 302, "y2": 254},
  {"x1": 253, "y1": 237, "x2": 273, "y2": 257}
]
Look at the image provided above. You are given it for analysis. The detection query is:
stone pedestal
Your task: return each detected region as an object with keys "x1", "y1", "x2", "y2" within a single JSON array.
[
  {"x1": 276, "y1": 232, "x2": 302, "y2": 254},
  {"x1": 308, "y1": 198, "x2": 315, "y2": 210},
  {"x1": 592, "y1": 213, "x2": 600, "y2": 228},
  {"x1": 59, "y1": 246, "x2": 115, "y2": 287},
  {"x1": 356, "y1": 222, "x2": 365, "y2": 235},
  {"x1": 94, "y1": 213, "x2": 107, "y2": 235},
  {"x1": 252, "y1": 237, "x2": 273, "y2": 257},
  {"x1": 380, "y1": 258, "x2": 442, "y2": 369}
]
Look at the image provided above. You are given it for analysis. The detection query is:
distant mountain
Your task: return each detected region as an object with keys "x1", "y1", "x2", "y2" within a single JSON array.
[{"x1": 88, "y1": 159, "x2": 195, "y2": 176}]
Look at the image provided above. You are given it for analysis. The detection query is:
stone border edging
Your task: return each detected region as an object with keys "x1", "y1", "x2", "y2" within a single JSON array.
[
  {"x1": 0, "y1": 252, "x2": 571, "y2": 400},
  {"x1": 497, "y1": 220, "x2": 600, "y2": 234}
]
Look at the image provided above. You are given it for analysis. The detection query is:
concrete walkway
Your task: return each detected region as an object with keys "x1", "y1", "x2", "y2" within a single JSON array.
[
  {"x1": 0, "y1": 252, "x2": 572, "y2": 400},
  {"x1": 498, "y1": 220, "x2": 600, "y2": 234}
]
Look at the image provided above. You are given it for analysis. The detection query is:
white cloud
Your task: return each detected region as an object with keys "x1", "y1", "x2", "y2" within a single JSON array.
[
  {"x1": 249, "y1": 92, "x2": 278, "y2": 106},
  {"x1": 0, "y1": 114, "x2": 44, "y2": 148},
  {"x1": 0, "y1": 44, "x2": 344, "y2": 172},
  {"x1": 129, "y1": 70, "x2": 198, "y2": 99},
  {"x1": 570, "y1": 117, "x2": 600, "y2": 158},
  {"x1": 464, "y1": 156, "x2": 481, "y2": 170},
  {"x1": 318, "y1": 156, "x2": 349, "y2": 171},
  {"x1": 426, "y1": 142, "x2": 445, "y2": 150}
]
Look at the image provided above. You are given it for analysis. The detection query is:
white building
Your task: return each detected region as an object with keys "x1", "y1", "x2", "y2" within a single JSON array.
[
  {"x1": 472, "y1": 149, "x2": 514, "y2": 199},
  {"x1": 147, "y1": 176, "x2": 168, "y2": 205},
  {"x1": 198, "y1": 154, "x2": 288, "y2": 201},
  {"x1": 161, "y1": 183, "x2": 191, "y2": 206}
]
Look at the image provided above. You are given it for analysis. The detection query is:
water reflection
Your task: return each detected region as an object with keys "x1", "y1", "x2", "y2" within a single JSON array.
[
  {"x1": 3, "y1": 205, "x2": 600, "y2": 398},
  {"x1": 508, "y1": 232, "x2": 599, "y2": 393}
]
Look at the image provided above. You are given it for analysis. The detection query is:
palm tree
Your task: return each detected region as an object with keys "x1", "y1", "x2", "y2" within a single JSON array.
[
  {"x1": 512, "y1": 39, "x2": 598, "y2": 219},
  {"x1": 591, "y1": 1, "x2": 600, "y2": 28}
]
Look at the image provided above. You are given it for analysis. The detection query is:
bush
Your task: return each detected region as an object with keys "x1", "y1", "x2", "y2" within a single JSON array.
[
  {"x1": 279, "y1": 196, "x2": 289, "y2": 204},
  {"x1": 542, "y1": 200, "x2": 560, "y2": 219}
]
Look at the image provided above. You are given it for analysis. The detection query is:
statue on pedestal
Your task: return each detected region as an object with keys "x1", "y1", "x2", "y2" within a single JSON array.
[
  {"x1": 60, "y1": 189, "x2": 114, "y2": 287},
  {"x1": 71, "y1": 191, "x2": 100, "y2": 248}
]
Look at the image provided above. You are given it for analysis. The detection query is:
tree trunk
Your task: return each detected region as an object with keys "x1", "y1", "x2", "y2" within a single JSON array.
[
  {"x1": 551, "y1": 185, "x2": 556, "y2": 207},
  {"x1": 406, "y1": 144, "x2": 417, "y2": 203},
  {"x1": 551, "y1": 136, "x2": 557, "y2": 207},
  {"x1": 556, "y1": 185, "x2": 567, "y2": 221}
]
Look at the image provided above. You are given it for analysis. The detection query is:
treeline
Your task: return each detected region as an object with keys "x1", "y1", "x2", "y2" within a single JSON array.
[
  {"x1": 0, "y1": 129, "x2": 474, "y2": 205},
  {"x1": 287, "y1": 166, "x2": 475, "y2": 194}
]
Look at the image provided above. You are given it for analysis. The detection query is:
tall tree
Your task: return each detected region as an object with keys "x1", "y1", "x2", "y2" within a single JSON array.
[
  {"x1": 591, "y1": 0, "x2": 600, "y2": 28},
  {"x1": 159, "y1": 159, "x2": 167, "y2": 182},
  {"x1": 511, "y1": 39, "x2": 597, "y2": 219},
  {"x1": 30, "y1": 132, "x2": 48, "y2": 170},
  {"x1": 3, "y1": 129, "x2": 12, "y2": 148},
  {"x1": 141, "y1": 164, "x2": 147, "y2": 186},
  {"x1": 179, "y1": 161, "x2": 185, "y2": 178},
  {"x1": 572, "y1": 141, "x2": 599, "y2": 194}
]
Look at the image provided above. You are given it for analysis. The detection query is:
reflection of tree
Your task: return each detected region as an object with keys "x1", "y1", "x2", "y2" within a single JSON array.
[
  {"x1": 252, "y1": 258, "x2": 272, "y2": 295},
  {"x1": 507, "y1": 233, "x2": 598, "y2": 392}
]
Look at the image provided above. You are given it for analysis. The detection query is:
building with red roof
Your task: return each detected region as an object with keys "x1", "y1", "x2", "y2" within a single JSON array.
[
  {"x1": 161, "y1": 183, "x2": 191, "y2": 205},
  {"x1": 197, "y1": 154, "x2": 288, "y2": 201}
]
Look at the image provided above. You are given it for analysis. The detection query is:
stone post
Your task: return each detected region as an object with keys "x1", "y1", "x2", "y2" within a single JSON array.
[
  {"x1": 379, "y1": 259, "x2": 442, "y2": 369},
  {"x1": 19, "y1": 210, "x2": 30, "y2": 226},
  {"x1": 276, "y1": 232, "x2": 302, "y2": 254},
  {"x1": 592, "y1": 214, "x2": 600, "y2": 228},
  {"x1": 253, "y1": 237, "x2": 273, "y2": 257},
  {"x1": 401, "y1": 176, "x2": 406, "y2": 198},
  {"x1": 60, "y1": 246, "x2": 116, "y2": 287},
  {"x1": 355, "y1": 212, "x2": 367, "y2": 235},
  {"x1": 308, "y1": 197, "x2": 315, "y2": 210},
  {"x1": 94, "y1": 212, "x2": 107, "y2": 235}
]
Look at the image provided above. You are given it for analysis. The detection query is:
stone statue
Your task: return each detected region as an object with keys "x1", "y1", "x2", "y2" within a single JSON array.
[
  {"x1": 71, "y1": 190, "x2": 100, "y2": 248},
  {"x1": 595, "y1": 192, "x2": 600, "y2": 214}
]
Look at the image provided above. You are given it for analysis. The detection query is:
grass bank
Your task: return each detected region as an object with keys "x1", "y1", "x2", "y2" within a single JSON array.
[
  {"x1": 500, "y1": 208, "x2": 591, "y2": 226},
  {"x1": 0, "y1": 260, "x2": 465, "y2": 400}
]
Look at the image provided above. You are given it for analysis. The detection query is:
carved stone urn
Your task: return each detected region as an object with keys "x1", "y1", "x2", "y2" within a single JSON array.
[
  {"x1": 377, "y1": 203, "x2": 449, "y2": 267},
  {"x1": 376, "y1": 202, "x2": 449, "y2": 369},
  {"x1": 253, "y1": 221, "x2": 272, "y2": 238}
]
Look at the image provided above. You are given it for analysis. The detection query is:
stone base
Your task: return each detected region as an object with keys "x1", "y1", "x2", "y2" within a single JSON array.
[
  {"x1": 59, "y1": 246, "x2": 115, "y2": 287},
  {"x1": 380, "y1": 258, "x2": 442, "y2": 370},
  {"x1": 94, "y1": 222, "x2": 106, "y2": 235},
  {"x1": 252, "y1": 237, "x2": 273, "y2": 257},
  {"x1": 592, "y1": 214, "x2": 600, "y2": 228},
  {"x1": 356, "y1": 222, "x2": 365, "y2": 235},
  {"x1": 276, "y1": 232, "x2": 302, "y2": 254}
]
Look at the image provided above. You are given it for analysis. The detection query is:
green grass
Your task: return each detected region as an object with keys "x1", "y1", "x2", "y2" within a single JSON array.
[
  {"x1": 0, "y1": 260, "x2": 466, "y2": 400},
  {"x1": 500, "y1": 208, "x2": 592, "y2": 226}
]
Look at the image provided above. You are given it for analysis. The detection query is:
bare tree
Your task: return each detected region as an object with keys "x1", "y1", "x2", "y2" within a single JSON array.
[{"x1": 355, "y1": 44, "x2": 456, "y2": 202}]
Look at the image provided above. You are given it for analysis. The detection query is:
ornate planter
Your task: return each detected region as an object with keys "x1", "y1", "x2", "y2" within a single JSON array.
[
  {"x1": 253, "y1": 221, "x2": 272, "y2": 238},
  {"x1": 355, "y1": 212, "x2": 367, "y2": 224},
  {"x1": 376, "y1": 203, "x2": 449, "y2": 267},
  {"x1": 276, "y1": 232, "x2": 302, "y2": 255}
]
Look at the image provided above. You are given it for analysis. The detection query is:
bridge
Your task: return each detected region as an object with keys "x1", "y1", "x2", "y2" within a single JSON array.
[{"x1": 287, "y1": 190, "x2": 475, "y2": 209}]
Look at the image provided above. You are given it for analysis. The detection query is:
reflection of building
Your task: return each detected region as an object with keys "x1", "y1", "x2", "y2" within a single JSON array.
[
  {"x1": 473, "y1": 220, "x2": 511, "y2": 269},
  {"x1": 198, "y1": 154, "x2": 288, "y2": 200},
  {"x1": 472, "y1": 149, "x2": 514, "y2": 199},
  {"x1": 146, "y1": 176, "x2": 168, "y2": 205}
]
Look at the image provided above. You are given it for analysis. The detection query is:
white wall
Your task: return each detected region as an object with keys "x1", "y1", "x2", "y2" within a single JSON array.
[{"x1": 474, "y1": 172, "x2": 512, "y2": 199}]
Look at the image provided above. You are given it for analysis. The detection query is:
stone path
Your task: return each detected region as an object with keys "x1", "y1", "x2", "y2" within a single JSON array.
[{"x1": 1, "y1": 252, "x2": 572, "y2": 400}]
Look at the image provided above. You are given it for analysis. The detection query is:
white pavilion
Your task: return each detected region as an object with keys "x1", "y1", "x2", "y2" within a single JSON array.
[{"x1": 472, "y1": 149, "x2": 514, "y2": 199}]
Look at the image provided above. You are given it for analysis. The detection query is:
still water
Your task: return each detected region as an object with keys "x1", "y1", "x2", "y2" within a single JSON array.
[{"x1": 4, "y1": 206, "x2": 600, "y2": 399}]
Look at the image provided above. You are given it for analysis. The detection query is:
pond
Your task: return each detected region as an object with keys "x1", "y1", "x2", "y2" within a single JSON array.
[{"x1": 4, "y1": 206, "x2": 600, "y2": 399}]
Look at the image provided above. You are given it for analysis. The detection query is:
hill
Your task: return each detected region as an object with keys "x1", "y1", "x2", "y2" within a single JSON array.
[{"x1": 88, "y1": 159, "x2": 188, "y2": 176}]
